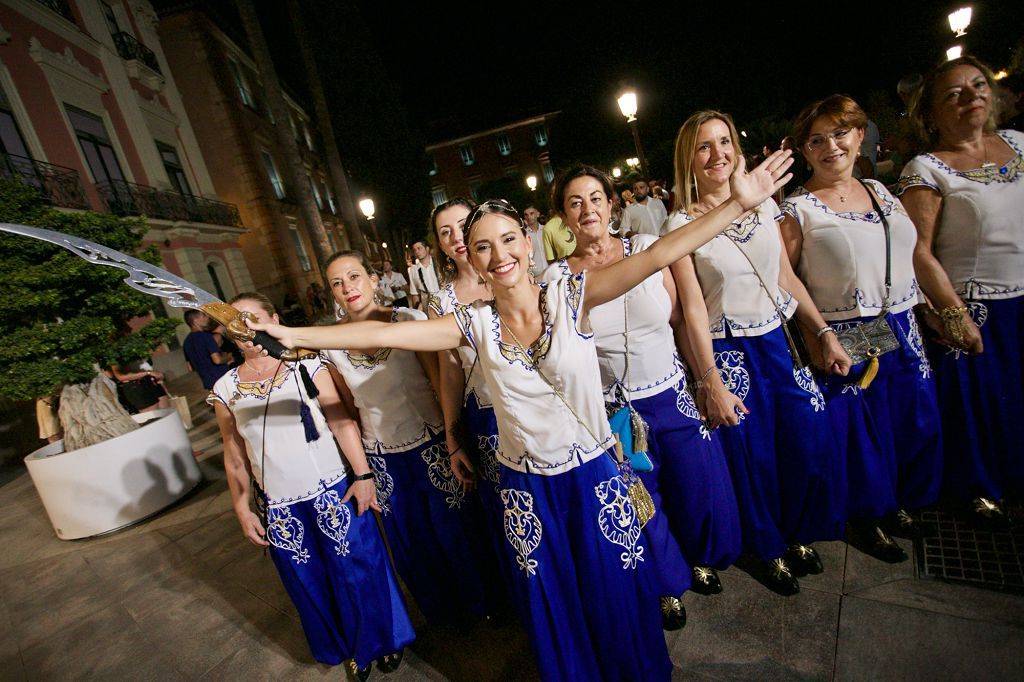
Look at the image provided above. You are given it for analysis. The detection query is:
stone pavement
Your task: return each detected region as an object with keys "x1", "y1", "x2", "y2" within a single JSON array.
[{"x1": 1, "y1": 372, "x2": 1022, "y2": 680}]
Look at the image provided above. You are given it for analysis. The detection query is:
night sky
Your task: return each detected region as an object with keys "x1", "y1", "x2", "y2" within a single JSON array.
[{"x1": 263, "y1": 0, "x2": 1023, "y2": 233}]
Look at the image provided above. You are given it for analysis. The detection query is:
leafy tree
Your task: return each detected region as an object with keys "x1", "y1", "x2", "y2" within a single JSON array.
[{"x1": 0, "y1": 179, "x2": 178, "y2": 401}]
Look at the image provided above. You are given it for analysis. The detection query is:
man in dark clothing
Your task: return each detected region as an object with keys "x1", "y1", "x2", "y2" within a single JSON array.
[{"x1": 182, "y1": 309, "x2": 234, "y2": 389}]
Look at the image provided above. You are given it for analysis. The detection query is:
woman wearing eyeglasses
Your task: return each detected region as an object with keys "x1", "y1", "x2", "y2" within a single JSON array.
[
  {"x1": 780, "y1": 95, "x2": 943, "y2": 561},
  {"x1": 665, "y1": 110, "x2": 850, "y2": 596},
  {"x1": 244, "y1": 149, "x2": 793, "y2": 682},
  {"x1": 896, "y1": 56, "x2": 1024, "y2": 523}
]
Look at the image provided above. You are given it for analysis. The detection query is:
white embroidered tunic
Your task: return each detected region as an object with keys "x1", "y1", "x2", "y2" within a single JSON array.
[
  {"x1": 542, "y1": 235, "x2": 681, "y2": 402},
  {"x1": 780, "y1": 180, "x2": 921, "y2": 321},
  {"x1": 896, "y1": 129, "x2": 1024, "y2": 300},
  {"x1": 208, "y1": 358, "x2": 346, "y2": 506},
  {"x1": 452, "y1": 274, "x2": 615, "y2": 476},
  {"x1": 664, "y1": 199, "x2": 796, "y2": 337},
  {"x1": 324, "y1": 308, "x2": 443, "y2": 453},
  {"x1": 427, "y1": 283, "x2": 493, "y2": 408}
]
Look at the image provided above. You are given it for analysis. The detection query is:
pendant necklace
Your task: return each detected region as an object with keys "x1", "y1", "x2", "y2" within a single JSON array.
[{"x1": 960, "y1": 138, "x2": 995, "y2": 169}]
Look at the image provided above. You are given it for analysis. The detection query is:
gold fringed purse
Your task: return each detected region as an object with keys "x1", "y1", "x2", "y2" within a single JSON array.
[{"x1": 497, "y1": 312, "x2": 655, "y2": 528}]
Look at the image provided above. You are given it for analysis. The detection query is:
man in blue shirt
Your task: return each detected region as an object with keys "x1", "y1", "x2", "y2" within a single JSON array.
[{"x1": 182, "y1": 310, "x2": 234, "y2": 389}]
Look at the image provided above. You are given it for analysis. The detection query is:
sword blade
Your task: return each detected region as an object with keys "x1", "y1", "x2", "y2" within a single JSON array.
[{"x1": 0, "y1": 222, "x2": 218, "y2": 310}]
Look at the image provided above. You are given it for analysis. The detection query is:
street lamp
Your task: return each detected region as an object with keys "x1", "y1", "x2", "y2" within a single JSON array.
[
  {"x1": 616, "y1": 90, "x2": 648, "y2": 177},
  {"x1": 948, "y1": 7, "x2": 971, "y2": 37},
  {"x1": 612, "y1": 167, "x2": 621, "y2": 178},
  {"x1": 526, "y1": 175, "x2": 538, "y2": 191},
  {"x1": 358, "y1": 197, "x2": 382, "y2": 255},
  {"x1": 946, "y1": 45, "x2": 963, "y2": 61},
  {"x1": 626, "y1": 157, "x2": 639, "y2": 169}
]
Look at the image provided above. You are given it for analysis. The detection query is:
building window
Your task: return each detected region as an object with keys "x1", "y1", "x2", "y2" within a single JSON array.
[
  {"x1": 302, "y1": 122, "x2": 314, "y2": 151},
  {"x1": 496, "y1": 134, "x2": 511, "y2": 156},
  {"x1": 100, "y1": 1, "x2": 121, "y2": 34},
  {"x1": 542, "y1": 160, "x2": 555, "y2": 184},
  {"x1": 261, "y1": 149, "x2": 286, "y2": 199},
  {"x1": 227, "y1": 58, "x2": 255, "y2": 108},
  {"x1": 427, "y1": 155, "x2": 438, "y2": 177},
  {"x1": 503, "y1": 166, "x2": 519, "y2": 177},
  {"x1": 206, "y1": 262, "x2": 227, "y2": 301},
  {"x1": 458, "y1": 143, "x2": 475, "y2": 166},
  {"x1": 157, "y1": 141, "x2": 191, "y2": 195},
  {"x1": 534, "y1": 124, "x2": 548, "y2": 147},
  {"x1": 260, "y1": 86, "x2": 275, "y2": 124},
  {"x1": 308, "y1": 174, "x2": 323, "y2": 209},
  {"x1": 325, "y1": 185, "x2": 337, "y2": 214},
  {"x1": 0, "y1": 84, "x2": 31, "y2": 158},
  {"x1": 468, "y1": 180, "x2": 482, "y2": 202},
  {"x1": 431, "y1": 186, "x2": 448, "y2": 207},
  {"x1": 290, "y1": 225, "x2": 311, "y2": 271},
  {"x1": 66, "y1": 105, "x2": 125, "y2": 184},
  {"x1": 289, "y1": 114, "x2": 300, "y2": 143}
]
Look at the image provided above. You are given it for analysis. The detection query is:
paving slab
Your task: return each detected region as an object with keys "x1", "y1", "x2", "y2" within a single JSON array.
[
  {"x1": 834, "y1": 594, "x2": 1024, "y2": 681},
  {"x1": 670, "y1": 569, "x2": 840, "y2": 681}
]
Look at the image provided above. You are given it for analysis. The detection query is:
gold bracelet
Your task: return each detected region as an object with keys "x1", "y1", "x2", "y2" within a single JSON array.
[{"x1": 939, "y1": 305, "x2": 969, "y2": 348}]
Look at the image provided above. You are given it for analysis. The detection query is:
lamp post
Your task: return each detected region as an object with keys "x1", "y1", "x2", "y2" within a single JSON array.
[
  {"x1": 612, "y1": 167, "x2": 621, "y2": 179},
  {"x1": 526, "y1": 175, "x2": 538, "y2": 192},
  {"x1": 617, "y1": 91, "x2": 648, "y2": 178},
  {"x1": 948, "y1": 7, "x2": 972, "y2": 37},
  {"x1": 358, "y1": 198, "x2": 382, "y2": 257},
  {"x1": 946, "y1": 45, "x2": 963, "y2": 61}
]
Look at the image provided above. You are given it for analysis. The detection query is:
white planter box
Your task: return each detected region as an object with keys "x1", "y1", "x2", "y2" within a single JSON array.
[{"x1": 24, "y1": 408, "x2": 203, "y2": 540}]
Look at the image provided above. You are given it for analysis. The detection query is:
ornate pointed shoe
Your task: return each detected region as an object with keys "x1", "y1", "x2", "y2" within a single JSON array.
[
  {"x1": 865, "y1": 525, "x2": 908, "y2": 563},
  {"x1": 972, "y1": 497, "x2": 1010, "y2": 529},
  {"x1": 885, "y1": 509, "x2": 935, "y2": 539},
  {"x1": 690, "y1": 565, "x2": 723, "y2": 595},
  {"x1": 347, "y1": 659, "x2": 372, "y2": 682},
  {"x1": 659, "y1": 595, "x2": 687, "y2": 631},
  {"x1": 764, "y1": 557, "x2": 800, "y2": 596},
  {"x1": 785, "y1": 544, "x2": 824, "y2": 577},
  {"x1": 377, "y1": 649, "x2": 404, "y2": 674}
]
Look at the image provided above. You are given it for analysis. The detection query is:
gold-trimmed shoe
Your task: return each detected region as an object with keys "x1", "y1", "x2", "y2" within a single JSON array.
[
  {"x1": 764, "y1": 557, "x2": 800, "y2": 596},
  {"x1": 690, "y1": 565, "x2": 723, "y2": 595},
  {"x1": 346, "y1": 659, "x2": 372, "y2": 682},
  {"x1": 785, "y1": 544, "x2": 823, "y2": 576},
  {"x1": 377, "y1": 649, "x2": 404, "y2": 674},
  {"x1": 659, "y1": 595, "x2": 687, "y2": 631}
]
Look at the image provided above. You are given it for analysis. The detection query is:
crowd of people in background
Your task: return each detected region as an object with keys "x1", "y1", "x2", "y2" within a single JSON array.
[{"x1": 207, "y1": 55, "x2": 1021, "y2": 681}]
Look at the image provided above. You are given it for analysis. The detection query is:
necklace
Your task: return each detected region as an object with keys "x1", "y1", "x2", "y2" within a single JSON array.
[
  {"x1": 956, "y1": 137, "x2": 995, "y2": 169},
  {"x1": 244, "y1": 359, "x2": 277, "y2": 381}
]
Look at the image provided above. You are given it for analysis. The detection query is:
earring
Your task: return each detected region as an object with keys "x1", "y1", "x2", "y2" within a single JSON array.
[
  {"x1": 528, "y1": 253, "x2": 536, "y2": 277},
  {"x1": 444, "y1": 258, "x2": 455, "y2": 275},
  {"x1": 373, "y1": 290, "x2": 384, "y2": 305},
  {"x1": 608, "y1": 221, "x2": 621, "y2": 236}
]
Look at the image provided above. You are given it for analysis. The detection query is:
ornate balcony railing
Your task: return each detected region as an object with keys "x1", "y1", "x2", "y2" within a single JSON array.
[
  {"x1": 0, "y1": 152, "x2": 90, "y2": 210},
  {"x1": 111, "y1": 32, "x2": 161, "y2": 75},
  {"x1": 94, "y1": 180, "x2": 242, "y2": 227},
  {"x1": 34, "y1": 0, "x2": 76, "y2": 24}
]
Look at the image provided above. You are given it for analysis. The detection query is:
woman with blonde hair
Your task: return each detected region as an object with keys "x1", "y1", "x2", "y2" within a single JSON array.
[{"x1": 665, "y1": 110, "x2": 851, "y2": 594}]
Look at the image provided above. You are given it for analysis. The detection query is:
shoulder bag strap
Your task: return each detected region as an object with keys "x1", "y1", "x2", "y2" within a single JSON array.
[{"x1": 857, "y1": 179, "x2": 891, "y2": 313}]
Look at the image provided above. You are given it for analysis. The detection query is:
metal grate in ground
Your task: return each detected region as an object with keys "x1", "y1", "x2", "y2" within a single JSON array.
[{"x1": 916, "y1": 507, "x2": 1024, "y2": 594}]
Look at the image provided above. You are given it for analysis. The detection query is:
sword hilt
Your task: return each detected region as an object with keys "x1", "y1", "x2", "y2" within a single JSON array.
[{"x1": 201, "y1": 302, "x2": 316, "y2": 362}]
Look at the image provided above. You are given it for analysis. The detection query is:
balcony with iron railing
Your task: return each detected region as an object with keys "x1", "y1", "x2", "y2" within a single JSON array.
[
  {"x1": 94, "y1": 180, "x2": 242, "y2": 227},
  {"x1": 0, "y1": 152, "x2": 90, "y2": 210},
  {"x1": 111, "y1": 31, "x2": 161, "y2": 75},
  {"x1": 33, "y1": 0, "x2": 76, "y2": 24}
]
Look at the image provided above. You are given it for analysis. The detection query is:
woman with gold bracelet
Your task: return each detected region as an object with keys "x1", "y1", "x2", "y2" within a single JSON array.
[{"x1": 898, "y1": 56, "x2": 1024, "y2": 522}]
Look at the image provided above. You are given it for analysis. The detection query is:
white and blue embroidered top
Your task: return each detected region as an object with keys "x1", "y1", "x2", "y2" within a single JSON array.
[
  {"x1": 663, "y1": 199, "x2": 796, "y2": 337},
  {"x1": 207, "y1": 357, "x2": 346, "y2": 506},
  {"x1": 542, "y1": 235, "x2": 681, "y2": 402},
  {"x1": 452, "y1": 273, "x2": 615, "y2": 476},
  {"x1": 324, "y1": 307, "x2": 443, "y2": 454},
  {"x1": 896, "y1": 129, "x2": 1024, "y2": 301},
  {"x1": 427, "y1": 283, "x2": 493, "y2": 408},
  {"x1": 780, "y1": 180, "x2": 921, "y2": 321}
]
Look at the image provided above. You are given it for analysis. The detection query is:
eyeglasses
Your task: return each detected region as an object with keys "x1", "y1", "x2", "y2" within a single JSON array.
[{"x1": 805, "y1": 128, "x2": 851, "y2": 151}]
